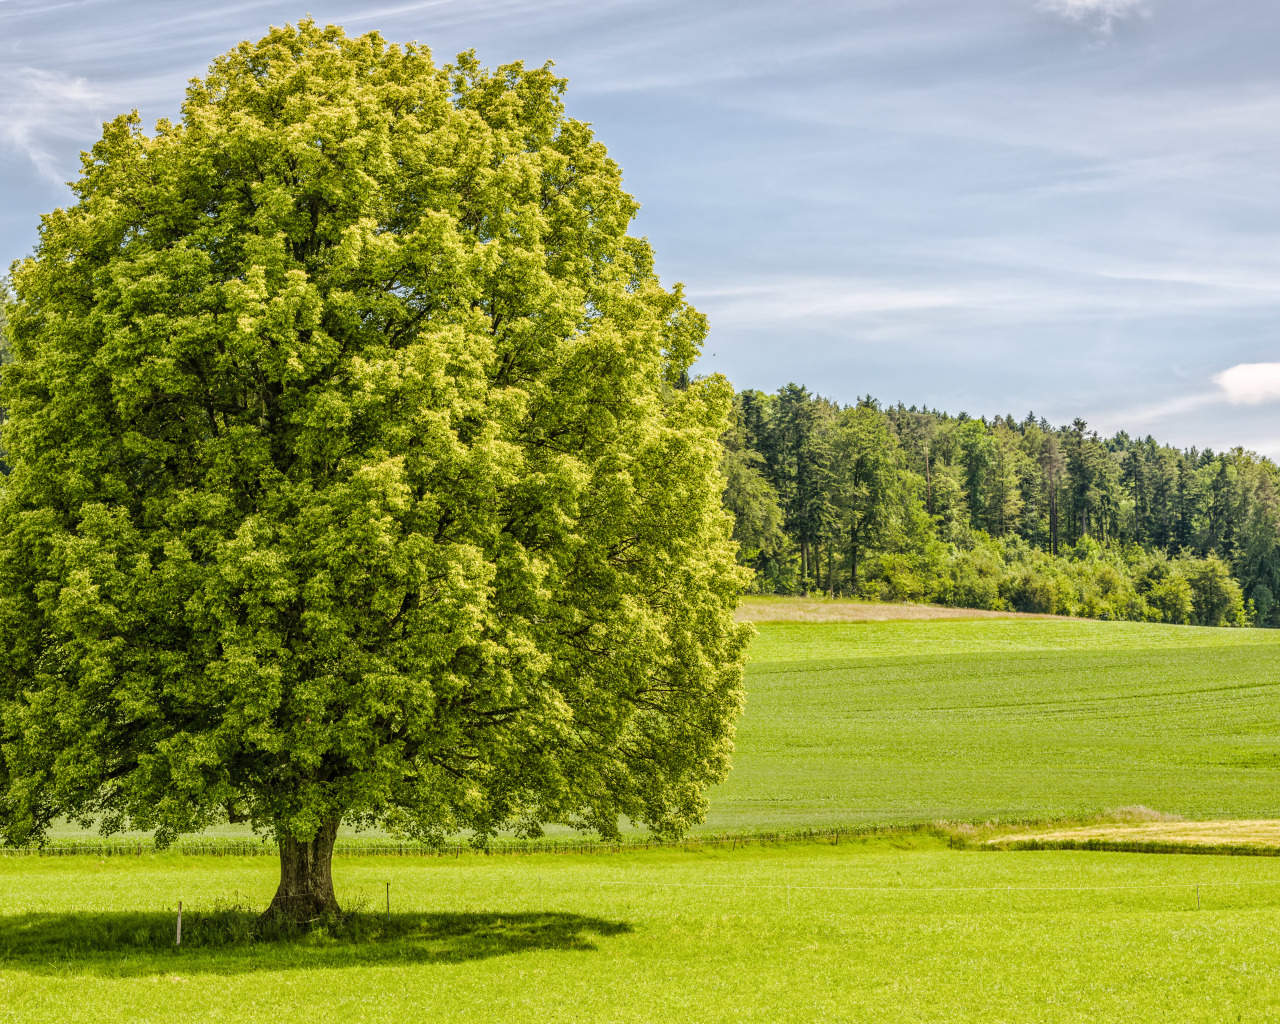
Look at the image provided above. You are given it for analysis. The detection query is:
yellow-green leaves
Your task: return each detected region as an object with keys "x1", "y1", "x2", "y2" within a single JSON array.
[{"x1": 0, "y1": 18, "x2": 750, "y2": 853}]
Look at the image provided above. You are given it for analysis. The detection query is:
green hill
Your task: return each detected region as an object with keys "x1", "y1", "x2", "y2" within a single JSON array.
[
  {"x1": 706, "y1": 617, "x2": 1280, "y2": 829},
  {"x1": 43, "y1": 613, "x2": 1280, "y2": 844}
]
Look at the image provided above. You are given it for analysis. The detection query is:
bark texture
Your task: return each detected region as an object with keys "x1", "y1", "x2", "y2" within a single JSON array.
[{"x1": 265, "y1": 817, "x2": 341, "y2": 922}]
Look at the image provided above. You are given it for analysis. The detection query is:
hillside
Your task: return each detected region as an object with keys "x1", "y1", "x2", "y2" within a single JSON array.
[{"x1": 703, "y1": 616, "x2": 1280, "y2": 830}]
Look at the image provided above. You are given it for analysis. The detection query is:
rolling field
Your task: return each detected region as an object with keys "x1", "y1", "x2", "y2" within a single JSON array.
[
  {"x1": 706, "y1": 617, "x2": 1280, "y2": 829},
  {"x1": 11, "y1": 614, "x2": 1280, "y2": 1021},
  {"x1": 5, "y1": 840, "x2": 1280, "y2": 1022},
  {"x1": 42, "y1": 615, "x2": 1280, "y2": 844}
]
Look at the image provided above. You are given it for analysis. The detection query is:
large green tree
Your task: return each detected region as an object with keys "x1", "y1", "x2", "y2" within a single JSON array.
[
  {"x1": 0, "y1": 287, "x2": 10, "y2": 476},
  {"x1": 830, "y1": 404, "x2": 903, "y2": 593},
  {"x1": 0, "y1": 21, "x2": 751, "y2": 920}
]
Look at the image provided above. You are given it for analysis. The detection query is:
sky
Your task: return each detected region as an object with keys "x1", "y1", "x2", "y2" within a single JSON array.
[{"x1": 4, "y1": 0, "x2": 1280, "y2": 454}]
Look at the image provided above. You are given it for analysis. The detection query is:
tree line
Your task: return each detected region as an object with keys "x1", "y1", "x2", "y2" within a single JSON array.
[{"x1": 723, "y1": 385, "x2": 1280, "y2": 626}]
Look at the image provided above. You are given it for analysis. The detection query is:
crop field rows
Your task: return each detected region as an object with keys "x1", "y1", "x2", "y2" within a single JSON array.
[{"x1": 707, "y1": 618, "x2": 1280, "y2": 829}]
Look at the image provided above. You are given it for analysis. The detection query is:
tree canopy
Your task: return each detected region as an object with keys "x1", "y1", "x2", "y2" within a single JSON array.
[{"x1": 0, "y1": 20, "x2": 751, "y2": 918}]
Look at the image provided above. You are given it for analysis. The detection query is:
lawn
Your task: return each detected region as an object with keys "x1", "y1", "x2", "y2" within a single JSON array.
[
  {"x1": 4, "y1": 840, "x2": 1280, "y2": 1023},
  {"x1": 706, "y1": 618, "x2": 1280, "y2": 829}
]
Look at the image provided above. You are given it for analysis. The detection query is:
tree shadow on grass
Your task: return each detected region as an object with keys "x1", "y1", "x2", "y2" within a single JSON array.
[{"x1": 0, "y1": 909, "x2": 633, "y2": 977}]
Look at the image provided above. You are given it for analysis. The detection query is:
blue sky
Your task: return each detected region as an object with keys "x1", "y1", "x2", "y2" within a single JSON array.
[{"x1": 4, "y1": 0, "x2": 1280, "y2": 453}]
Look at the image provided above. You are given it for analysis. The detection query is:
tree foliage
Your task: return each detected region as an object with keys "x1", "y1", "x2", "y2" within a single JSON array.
[
  {"x1": 0, "y1": 284, "x2": 10, "y2": 476},
  {"x1": 0, "y1": 21, "x2": 751, "y2": 914},
  {"x1": 830, "y1": 404, "x2": 908, "y2": 592},
  {"x1": 724, "y1": 387, "x2": 1266, "y2": 626}
]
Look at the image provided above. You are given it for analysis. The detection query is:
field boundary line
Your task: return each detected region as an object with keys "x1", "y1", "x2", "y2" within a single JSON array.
[
  {"x1": 586, "y1": 878, "x2": 1280, "y2": 894},
  {"x1": 990, "y1": 837, "x2": 1280, "y2": 858},
  {"x1": 9, "y1": 824, "x2": 1280, "y2": 861}
]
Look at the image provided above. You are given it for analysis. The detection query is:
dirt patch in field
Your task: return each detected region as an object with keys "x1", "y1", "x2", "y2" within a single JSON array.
[
  {"x1": 736, "y1": 597, "x2": 1067, "y2": 623},
  {"x1": 989, "y1": 819, "x2": 1280, "y2": 850}
]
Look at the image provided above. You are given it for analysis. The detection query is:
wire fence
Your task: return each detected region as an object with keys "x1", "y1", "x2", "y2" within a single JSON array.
[
  {"x1": 0, "y1": 825, "x2": 888, "y2": 859},
  {"x1": 5, "y1": 824, "x2": 1280, "y2": 862}
]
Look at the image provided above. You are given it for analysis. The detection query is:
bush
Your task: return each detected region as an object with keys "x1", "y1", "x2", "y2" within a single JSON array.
[
  {"x1": 1002, "y1": 565, "x2": 1064, "y2": 615},
  {"x1": 946, "y1": 546, "x2": 1006, "y2": 611},
  {"x1": 748, "y1": 526, "x2": 1258, "y2": 629},
  {"x1": 1144, "y1": 574, "x2": 1193, "y2": 625},
  {"x1": 1252, "y1": 583, "x2": 1275, "y2": 626},
  {"x1": 872, "y1": 553, "x2": 928, "y2": 603},
  {"x1": 1181, "y1": 554, "x2": 1247, "y2": 626}
]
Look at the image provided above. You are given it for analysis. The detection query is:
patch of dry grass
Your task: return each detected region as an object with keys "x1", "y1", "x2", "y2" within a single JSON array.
[{"x1": 988, "y1": 818, "x2": 1280, "y2": 850}]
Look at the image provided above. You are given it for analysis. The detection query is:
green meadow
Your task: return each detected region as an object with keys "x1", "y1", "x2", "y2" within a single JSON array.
[
  {"x1": 5, "y1": 840, "x2": 1280, "y2": 1023},
  {"x1": 9, "y1": 615, "x2": 1280, "y2": 1021},
  {"x1": 708, "y1": 618, "x2": 1280, "y2": 829},
  {"x1": 46, "y1": 616, "x2": 1280, "y2": 845}
]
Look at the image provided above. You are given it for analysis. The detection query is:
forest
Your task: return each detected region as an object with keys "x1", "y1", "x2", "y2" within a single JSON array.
[{"x1": 722, "y1": 385, "x2": 1280, "y2": 626}]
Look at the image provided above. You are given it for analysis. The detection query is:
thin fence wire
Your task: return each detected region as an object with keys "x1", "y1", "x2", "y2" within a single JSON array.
[
  {"x1": 0, "y1": 827, "x2": 893, "y2": 859},
  {"x1": 4, "y1": 825, "x2": 1280, "y2": 865}
]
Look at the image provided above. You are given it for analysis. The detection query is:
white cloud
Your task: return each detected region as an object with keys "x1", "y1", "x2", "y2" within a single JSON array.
[
  {"x1": 1213, "y1": 363, "x2": 1280, "y2": 405},
  {"x1": 0, "y1": 67, "x2": 109, "y2": 181},
  {"x1": 1036, "y1": 0, "x2": 1148, "y2": 34},
  {"x1": 1103, "y1": 390, "x2": 1220, "y2": 428},
  {"x1": 694, "y1": 278, "x2": 966, "y2": 328}
]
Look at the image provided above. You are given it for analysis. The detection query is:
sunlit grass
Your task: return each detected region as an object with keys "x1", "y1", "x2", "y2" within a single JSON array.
[
  {"x1": 704, "y1": 619, "x2": 1280, "y2": 829},
  {"x1": 9, "y1": 618, "x2": 1280, "y2": 1019},
  {"x1": 39, "y1": 617, "x2": 1280, "y2": 847},
  {"x1": 3, "y1": 841, "x2": 1280, "y2": 1022}
]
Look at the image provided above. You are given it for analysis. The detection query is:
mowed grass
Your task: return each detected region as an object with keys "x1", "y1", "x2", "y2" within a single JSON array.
[
  {"x1": 704, "y1": 618, "x2": 1280, "y2": 829},
  {"x1": 4, "y1": 841, "x2": 1280, "y2": 1022}
]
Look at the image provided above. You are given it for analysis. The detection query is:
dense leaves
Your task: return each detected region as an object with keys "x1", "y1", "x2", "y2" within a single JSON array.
[{"x1": 0, "y1": 20, "x2": 751, "y2": 858}]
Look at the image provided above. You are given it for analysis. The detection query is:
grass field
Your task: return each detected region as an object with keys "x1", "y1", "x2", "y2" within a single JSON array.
[
  {"x1": 5, "y1": 840, "x2": 1280, "y2": 1022},
  {"x1": 12, "y1": 613, "x2": 1280, "y2": 1020},
  {"x1": 44, "y1": 615, "x2": 1280, "y2": 846},
  {"x1": 706, "y1": 617, "x2": 1280, "y2": 829}
]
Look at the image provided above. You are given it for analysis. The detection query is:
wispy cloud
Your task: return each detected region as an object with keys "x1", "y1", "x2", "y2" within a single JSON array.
[
  {"x1": 3, "y1": 0, "x2": 1280, "y2": 458},
  {"x1": 1107, "y1": 390, "x2": 1221, "y2": 428},
  {"x1": 692, "y1": 257, "x2": 1280, "y2": 339},
  {"x1": 0, "y1": 67, "x2": 110, "y2": 181},
  {"x1": 694, "y1": 278, "x2": 967, "y2": 328},
  {"x1": 1036, "y1": 0, "x2": 1148, "y2": 35},
  {"x1": 1096, "y1": 363, "x2": 1280, "y2": 442},
  {"x1": 1214, "y1": 363, "x2": 1280, "y2": 405}
]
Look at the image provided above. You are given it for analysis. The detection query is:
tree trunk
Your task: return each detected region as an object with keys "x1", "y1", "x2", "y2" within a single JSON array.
[
  {"x1": 1049, "y1": 482, "x2": 1058, "y2": 556},
  {"x1": 850, "y1": 539, "x2": 859, "y2": 594},
  {"x1": 801, "y1": 539, "x2": 810, "y2": 597},
  {"x1": 264, "y1": 817, "x2": 341, "y2": 922}
]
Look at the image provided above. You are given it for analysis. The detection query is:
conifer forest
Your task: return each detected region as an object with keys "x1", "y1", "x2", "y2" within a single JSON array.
[{"x1": 722, "y1": 385, "x2": 1280, "y2": 626}]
